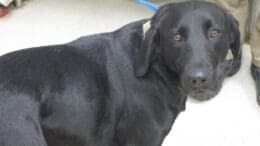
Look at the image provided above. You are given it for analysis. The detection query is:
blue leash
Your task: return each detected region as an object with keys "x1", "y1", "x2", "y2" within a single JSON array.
[{"x1": 135, "y1": 0, "x2": 159, "y2": 11}]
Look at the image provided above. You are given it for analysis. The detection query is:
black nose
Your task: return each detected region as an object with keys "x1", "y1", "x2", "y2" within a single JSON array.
[{"x1": 187, "y1": 71, "x2": 210, "y2": 87}]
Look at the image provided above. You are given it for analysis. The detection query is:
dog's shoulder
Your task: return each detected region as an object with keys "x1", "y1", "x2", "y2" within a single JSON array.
[{"x1": 0, "y1": 45, "x2": 104, "y2": 92}]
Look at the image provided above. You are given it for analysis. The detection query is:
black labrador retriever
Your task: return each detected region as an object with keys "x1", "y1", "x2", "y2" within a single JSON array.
[{"x1": 0, "y1": 1, "x2": 241, "y2": 146}]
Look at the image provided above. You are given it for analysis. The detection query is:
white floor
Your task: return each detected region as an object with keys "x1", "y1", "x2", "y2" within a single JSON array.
[{"x1": 1, "y1": 0, "x2": 260, "y2": 146}]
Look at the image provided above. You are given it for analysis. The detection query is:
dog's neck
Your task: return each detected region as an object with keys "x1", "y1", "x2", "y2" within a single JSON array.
[{"x1": 150, "y1": 58, "x2": 187, "y2": 111}]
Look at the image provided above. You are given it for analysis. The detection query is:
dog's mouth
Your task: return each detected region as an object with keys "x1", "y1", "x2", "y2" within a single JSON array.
[
  {"x1": 188, "y1": 89, "x2": 218, "y2": 101},
  {"x1": 180, "y1": 71, "x2": 224, "y2": 101},
  {"x1": 182, "y1": 81, "x2": 222, "y2": 101}
]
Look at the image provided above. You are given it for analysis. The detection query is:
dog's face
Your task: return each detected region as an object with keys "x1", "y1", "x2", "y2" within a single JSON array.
[{"x1": 135, "y1": 2, "x2": 240, "y2": 101}]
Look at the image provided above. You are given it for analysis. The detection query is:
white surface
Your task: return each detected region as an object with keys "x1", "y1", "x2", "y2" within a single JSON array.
[
  {"x1": 1, "y1": 0, "x2": 260, "y2": 146},
  {"x1": 0, "y1": 0, "x2": 13, "y2": 6}
]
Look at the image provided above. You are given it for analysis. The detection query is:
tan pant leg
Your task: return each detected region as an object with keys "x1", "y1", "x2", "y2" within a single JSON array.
[
  {"x1": 149, "y1": 0, "x2": 188, "y2": 5},
  {"x1": 207, "y1": 0, "x2": 250, "y2": 43},
  {"x1": 251, "y1": 1, "x2": 260, "y2": 66}
]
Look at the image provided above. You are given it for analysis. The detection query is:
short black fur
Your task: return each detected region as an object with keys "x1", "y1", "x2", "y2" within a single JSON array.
[{"x1": 0, "y1": 2, "x2": 241, "y2": 146}]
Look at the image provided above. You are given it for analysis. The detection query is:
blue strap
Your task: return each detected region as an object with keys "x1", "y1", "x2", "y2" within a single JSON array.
[{"x1": 136, "y1": 0, "x2": 159, "y2": 11}]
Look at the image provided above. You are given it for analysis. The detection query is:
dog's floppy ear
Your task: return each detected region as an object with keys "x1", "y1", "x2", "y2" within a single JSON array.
[
  {"x1": 134, "y1": 21, "x2": 160, "y2": 77},
  {"x1": 229, "y1": 14, "x2": 241, "y2": 59},
  {"x1": 134, "y1": 5, "x2": 170, "y2": 77}
]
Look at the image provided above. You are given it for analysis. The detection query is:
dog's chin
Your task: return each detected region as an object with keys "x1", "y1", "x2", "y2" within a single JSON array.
[{"x1": 188, "y1": 91, "x2": 218, "y2": 101}]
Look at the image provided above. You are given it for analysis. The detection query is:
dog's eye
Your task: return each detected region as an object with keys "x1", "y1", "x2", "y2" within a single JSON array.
[
  {"x1": 209, "y1": 29, "x2": 221, "y2": 39},
  {"x1": 170, "y1": 33, "x2": 183, "y2": 42}
]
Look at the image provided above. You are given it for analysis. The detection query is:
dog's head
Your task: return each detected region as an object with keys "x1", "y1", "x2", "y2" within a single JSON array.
[{"x1": 135, "y1": 1, "x2": 240, "y2": 101}]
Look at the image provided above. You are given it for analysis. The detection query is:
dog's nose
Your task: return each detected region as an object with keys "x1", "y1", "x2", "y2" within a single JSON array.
[{"x1": 187, "y1": 71, "x2": 210, "y2": 87}]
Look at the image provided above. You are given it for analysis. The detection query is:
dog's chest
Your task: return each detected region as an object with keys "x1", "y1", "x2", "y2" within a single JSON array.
[{"x1": 112, "y1": 77, "x2": 181, "y2": 145}]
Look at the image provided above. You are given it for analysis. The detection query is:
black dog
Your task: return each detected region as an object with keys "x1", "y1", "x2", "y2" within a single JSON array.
[{"x1": 0, "y1": 1, "x2": 241, "y2": 146}]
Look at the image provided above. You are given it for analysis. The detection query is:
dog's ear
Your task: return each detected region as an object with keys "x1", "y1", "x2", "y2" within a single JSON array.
[
  {"x1": 229, "y1": 14, "x2": 241, "y2": 59},
  {"x1": 134, "y1": 22, "x2": 160, "y2": 77},
  {"x1": 134, "y1": 5, "x2": 170, "y2": 77}
]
